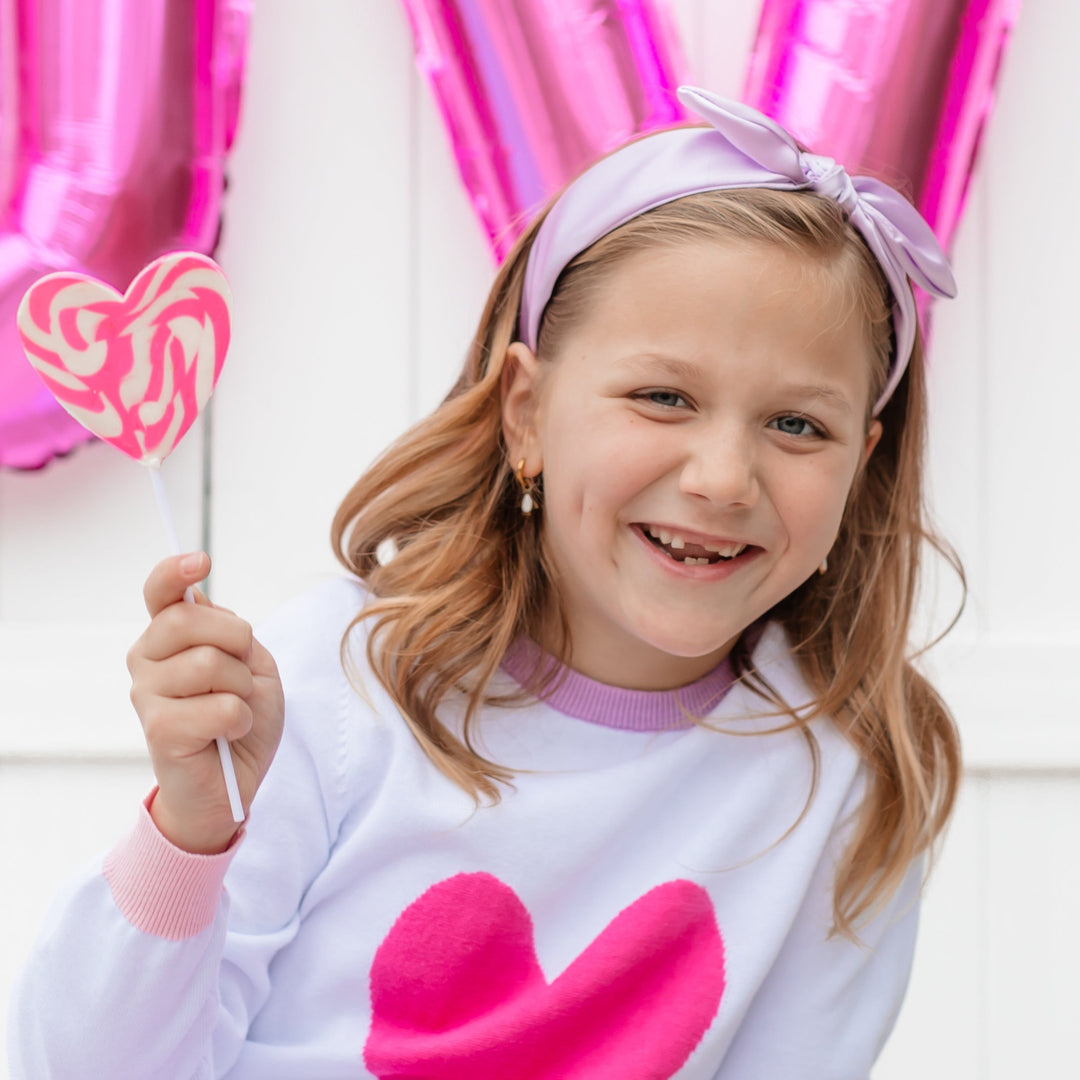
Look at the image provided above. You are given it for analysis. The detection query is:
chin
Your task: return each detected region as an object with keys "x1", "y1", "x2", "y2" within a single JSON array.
[{"x1": 633, "y1": 624, "x2": 743, "y2": 664}]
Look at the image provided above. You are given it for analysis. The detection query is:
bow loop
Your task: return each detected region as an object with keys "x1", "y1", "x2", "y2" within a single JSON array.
[
  {"x1": 676, "y1": 87, "x2": 803, "y2": 178},
  {"x1": 852, "y1": 177, "x2": 958, "y2": 300}
]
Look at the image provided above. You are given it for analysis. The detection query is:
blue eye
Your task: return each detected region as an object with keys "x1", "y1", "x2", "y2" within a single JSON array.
[
  {"x1": 770, "y1": 414, "x2": 822, "y2": 437},
  {"x1": 639, "y1": 390, "x2": 688, "y2": 409}
]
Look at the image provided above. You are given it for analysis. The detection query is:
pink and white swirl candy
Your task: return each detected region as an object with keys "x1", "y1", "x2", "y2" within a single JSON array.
[{"x1": 17, "y1": 252, "x2": 231, "y2": 466}]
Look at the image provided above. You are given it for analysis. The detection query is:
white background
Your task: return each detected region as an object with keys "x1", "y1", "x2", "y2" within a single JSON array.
[{"x1": 2, "y1": 1, "x2": 1078, "y2": 1075}]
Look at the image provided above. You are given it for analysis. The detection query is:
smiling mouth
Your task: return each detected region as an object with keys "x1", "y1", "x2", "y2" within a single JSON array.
[{"x1": 639, "y1": 525, "x2": 750, "y2": 566}]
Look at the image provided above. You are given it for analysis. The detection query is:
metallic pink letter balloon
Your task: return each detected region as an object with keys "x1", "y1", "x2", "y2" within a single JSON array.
[
  {"x1": 0, "y1": 0, "x2": 251, "y2": 470},
  {"x1": 744, "y1": 0, "x2": 1024, "y2": 256},
  {"x1": 401, "y1": 0, "x2": 691, "y2": 262}
]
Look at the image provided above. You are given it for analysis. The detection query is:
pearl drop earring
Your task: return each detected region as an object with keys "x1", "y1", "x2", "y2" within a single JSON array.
[{"x1": 515, "y1": 458, "x2": 539, "y2": 516}]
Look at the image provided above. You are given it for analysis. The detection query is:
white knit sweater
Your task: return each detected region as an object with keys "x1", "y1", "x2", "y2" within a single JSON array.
[{"x1": 9, "y1": 577, "x2": 921, "y2": 1079}]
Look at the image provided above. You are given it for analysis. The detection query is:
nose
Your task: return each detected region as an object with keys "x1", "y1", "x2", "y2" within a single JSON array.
[{"x1": 678, "y1": 427, "x2": 760, "y2": 508}]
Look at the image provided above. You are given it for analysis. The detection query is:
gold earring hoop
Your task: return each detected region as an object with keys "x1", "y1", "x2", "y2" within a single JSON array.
[
  {"x1": 515, "y1": 458, "x2": 539, "y2": 516},
  {"x1": 818, "y1": 556, "x2": 828, "y2": 575}
]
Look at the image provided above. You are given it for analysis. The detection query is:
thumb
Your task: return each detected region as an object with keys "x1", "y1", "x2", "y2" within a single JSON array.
[{"x1": 143, "y1": 552, "x2": 211, "y2": 617}]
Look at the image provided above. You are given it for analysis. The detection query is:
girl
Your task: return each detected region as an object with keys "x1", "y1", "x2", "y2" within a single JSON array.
[{"x1": 10, "y1": 88, "x2": 961, "y2": 1079}]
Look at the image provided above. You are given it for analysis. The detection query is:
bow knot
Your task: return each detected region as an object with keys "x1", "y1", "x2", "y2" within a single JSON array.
[{"x1": 800, "y1": 153, "x2": 858, "y2": 214}]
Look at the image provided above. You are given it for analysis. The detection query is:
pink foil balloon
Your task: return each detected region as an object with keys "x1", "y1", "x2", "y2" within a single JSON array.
[
  {"x1": 0, "y1": 0, "x2": 251, "y2": 470},
  {"x1": 744, "y1": 0, "x2": 1024, "y2": 257},
  {"x1": 401, "y1": 0, "x2": 691, "y2": 262}
]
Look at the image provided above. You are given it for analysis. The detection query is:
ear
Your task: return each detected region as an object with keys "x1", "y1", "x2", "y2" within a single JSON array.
[
  {"x1": 501, "y1": 341, "x2": 544, "y2": 475},
  {"x1": 862, "y1": 418, "x2": 883, "y2": 467}
]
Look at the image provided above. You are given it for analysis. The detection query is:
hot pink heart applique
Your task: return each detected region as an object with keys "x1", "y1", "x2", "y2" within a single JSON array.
[
  {"x1": 364, "y1": 873, "x2": 726, "y2": 1079},
  {"x1": 17, "y1": 251, "x2": 231, "y2": 465}
]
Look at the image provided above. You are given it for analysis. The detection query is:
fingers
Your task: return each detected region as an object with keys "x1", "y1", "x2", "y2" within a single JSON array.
[
  {"x1": 129, "y1": 560, "x2": 285, "y2": 855},
  {"x1": 144, "y1": 553, "x2": 210, "y2": 618},
  {"x1": 134, "y1": 600, "x2": 253, "y2": 665},
  {"x1": 140, "y1": 692, "x2": 255, "y2": 753},
  {"x1": 129, "y1": 643, "x2": 256, "y2": 748},
  {"x1": 247, "y1": 636, "x2": 280, "y2": 682},
  {"x1": 141, "y1": 647, "x2": 255, "y2": 701}
]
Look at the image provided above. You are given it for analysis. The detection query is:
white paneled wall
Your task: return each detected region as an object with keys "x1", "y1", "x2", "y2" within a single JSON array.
[{"x1": 2, "y1": 1, "x2": 1078, "y2": 1074}]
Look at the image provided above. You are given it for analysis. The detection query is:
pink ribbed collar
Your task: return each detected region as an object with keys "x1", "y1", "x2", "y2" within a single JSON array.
[{"x1": 500, "y1": 638, "x2": 739, "y2": 732}]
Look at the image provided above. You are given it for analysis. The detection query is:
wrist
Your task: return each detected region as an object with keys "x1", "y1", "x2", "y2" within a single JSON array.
[{"x1": 148, "y1": 787, "x2": 242, "y2": 855}]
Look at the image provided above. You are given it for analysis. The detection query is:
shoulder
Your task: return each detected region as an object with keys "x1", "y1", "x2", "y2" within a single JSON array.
[
  {"x1": 742, "y1": 622, "x2": 860, "y2": 755},
  {"x1": 252, "y1": 576, "x2": 400, "y2": 828},
  {"x1": 255, "y1": 575, "x2": 381, "y2": 710},
  {"x1": 729, "y1": 620, "x2": 869, "y2": 819},
  {"x1": 255, "y1": 575, "x2": 369, "y2": 664}
]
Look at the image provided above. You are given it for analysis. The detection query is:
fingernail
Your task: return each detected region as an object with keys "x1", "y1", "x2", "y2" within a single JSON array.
[{"x1": 180, "y1": 552, "x2": 205, "y2": 575}]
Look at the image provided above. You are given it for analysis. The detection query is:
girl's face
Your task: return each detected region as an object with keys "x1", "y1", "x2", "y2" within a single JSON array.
[{"x1": 503, "y1": 239, "x2": 883, "y2": 690}]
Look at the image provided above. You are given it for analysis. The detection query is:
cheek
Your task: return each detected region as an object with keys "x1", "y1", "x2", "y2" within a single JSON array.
[
  {"x1": 771, "y1": 454, "x2": 862, "y2": 540},
  {"x1": 543, "y1": 411, "x2": 662, "y2": 501}
]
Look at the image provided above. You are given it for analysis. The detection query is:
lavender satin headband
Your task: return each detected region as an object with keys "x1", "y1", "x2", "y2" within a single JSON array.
[{"x1": 519, "y1": 87, "x2": 957, "y2": 414}]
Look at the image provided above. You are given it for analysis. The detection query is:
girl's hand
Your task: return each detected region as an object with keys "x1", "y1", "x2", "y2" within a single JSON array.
[{"x1": 127, "y1": 553, "x2": 285, "y2": 854}]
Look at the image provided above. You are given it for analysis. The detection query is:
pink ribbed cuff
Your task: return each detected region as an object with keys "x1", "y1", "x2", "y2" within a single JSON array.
[{"x1": 103, "y1": 790, "x2": 242, "y2": 941}]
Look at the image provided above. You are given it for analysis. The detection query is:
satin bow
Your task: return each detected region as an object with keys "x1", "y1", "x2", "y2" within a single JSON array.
[
  {"x1": 679, "y1": 88, "x2": 957, "y2": 409},
  {"x1": 519, "y1": 87, "x2": 957, "y2": 414}
]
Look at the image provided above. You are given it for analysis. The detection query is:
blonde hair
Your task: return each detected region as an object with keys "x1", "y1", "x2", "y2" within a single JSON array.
[{"x1": 332, "y1": 187, "x2": 962, "y2": 937}]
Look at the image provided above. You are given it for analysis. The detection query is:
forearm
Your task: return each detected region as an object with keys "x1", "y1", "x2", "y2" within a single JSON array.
[{"x1": 9, "y1": 802, "x2": 240, "y2": 1080}]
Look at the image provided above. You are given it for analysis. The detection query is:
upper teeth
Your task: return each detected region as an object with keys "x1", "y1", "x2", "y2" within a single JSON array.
[{"x1": 646, "y1": 525, "x2": 746, "y2": 558}]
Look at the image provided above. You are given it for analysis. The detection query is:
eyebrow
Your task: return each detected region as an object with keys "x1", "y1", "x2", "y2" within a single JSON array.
[
  {"x1": 618, "y1": 355, "x2": 855, "y2": 413},
  {"x1": 783, "y1": 383, "x2": 854, "y2": 414},
  {"x1": 616, "y1": 354, "x2": 706, "y2": 382}
]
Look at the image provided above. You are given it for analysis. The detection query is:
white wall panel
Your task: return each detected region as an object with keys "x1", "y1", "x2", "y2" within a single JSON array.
[
  {"x1": 979, "y1": 0, "x2": 1080, "y2": 640},
  {"x1": 921, "y1": 177, "x2": 986, "y2": 644},
  {"x1": 877, "y1": 777, "x2": 983, "y2": 1079},
  {"x1": 983, "y1": 775, "x2": 1080, "y2": 1077},
  {"x1": 414, "y1": 79, "x2": 493, "y2": 419},
  {"x1": 697, "y1": 0, "x2": 761, "y2": 96},
  {"x1": 210, "y1": 0, "x2": 419, "y2": 624},
  {"x1": 0, "y1": 425, "x2": 204, "y2": 624}
]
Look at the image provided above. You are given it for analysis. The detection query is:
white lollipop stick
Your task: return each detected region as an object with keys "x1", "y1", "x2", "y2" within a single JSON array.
[{"x1": 150, "y1": 465, "x2": 245, "y2": 824}]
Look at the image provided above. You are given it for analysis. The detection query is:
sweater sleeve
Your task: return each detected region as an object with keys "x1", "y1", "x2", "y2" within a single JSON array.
[
  {"x1": 714, "y1": 780, "x2": 924, "y2": 1080},
  {"x1": 7, "y1": 579, "x2": 374, "y2": 1080}
]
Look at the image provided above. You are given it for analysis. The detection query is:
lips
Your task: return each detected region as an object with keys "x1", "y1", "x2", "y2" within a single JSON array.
[{"x1": 639, "y1": 524, "x2": 753, "y2": 566}]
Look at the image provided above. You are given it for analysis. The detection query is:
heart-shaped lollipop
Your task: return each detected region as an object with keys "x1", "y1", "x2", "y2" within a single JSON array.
[
  {"x1": 17, "y1": 251, "x2": 231, "y2": 466},
  {"x1": 17, "y1": 250, "x2": 244, "y2": 823}
]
